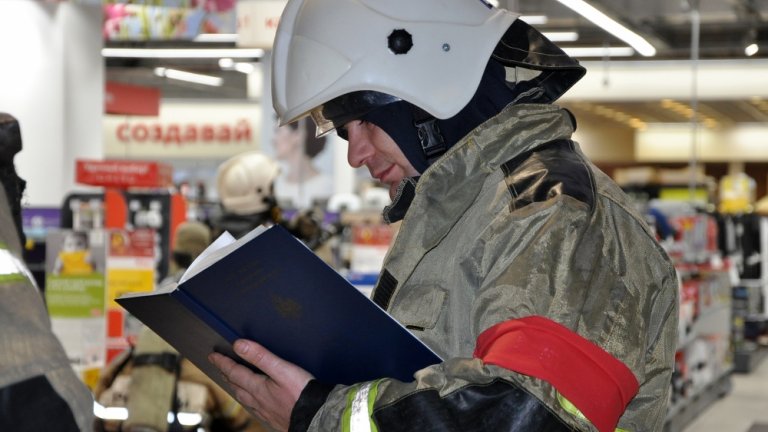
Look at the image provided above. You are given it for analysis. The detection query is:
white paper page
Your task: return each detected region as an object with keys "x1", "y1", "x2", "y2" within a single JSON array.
[{"x1": 179, "y1": 225, "x2": 269, "y2": 284}]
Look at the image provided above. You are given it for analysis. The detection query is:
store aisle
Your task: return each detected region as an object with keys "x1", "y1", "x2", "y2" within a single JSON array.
[{"x1": 681, "y1": 357, "x2": 768, "y2": 432}]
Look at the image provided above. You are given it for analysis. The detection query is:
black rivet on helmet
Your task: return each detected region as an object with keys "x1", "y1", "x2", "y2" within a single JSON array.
[{"x1": 388, "y1": 29, "x2": 413, "y2": 55}]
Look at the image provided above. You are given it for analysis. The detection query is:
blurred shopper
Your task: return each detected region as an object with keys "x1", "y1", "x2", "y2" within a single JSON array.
[
  {"x1": 165, "y1": 220, "x2": 213, "y2": 282},
  {"x1": 211, "y1": 151, "x2": 335, "y2": 259},
  {"x1": 212, "y1": 152, "x2": 282, "y2": 240},
  {"x1": 94, "y1": 220, "x2": 269, "y2": 432},
  {"x1": 0, "y1": 113, "x2": 94, "y2": 431},
  {"x1": 209, "y1": 2, "x2": 679, "y2": 432}
]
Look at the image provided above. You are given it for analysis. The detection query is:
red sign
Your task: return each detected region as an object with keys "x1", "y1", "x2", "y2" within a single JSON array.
[
  {"x1": 76, "y1": 160, "x2": 173, "y2": 189},
  {"x1": 105, "y1": 81, "x2": 160, "y2": 116},
  {"x1": 108, "y1": 229, "x2": 156, "y2": 258}
]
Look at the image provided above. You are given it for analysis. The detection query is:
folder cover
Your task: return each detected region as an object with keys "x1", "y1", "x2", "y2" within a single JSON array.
[{"x1": 117, "y1": 224, "x2": 441, "y2": 394}]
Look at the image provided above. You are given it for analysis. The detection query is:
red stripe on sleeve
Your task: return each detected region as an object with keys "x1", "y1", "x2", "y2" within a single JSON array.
[{"x1": 473, "y1": 316, "x2": 639, "y2": 432}]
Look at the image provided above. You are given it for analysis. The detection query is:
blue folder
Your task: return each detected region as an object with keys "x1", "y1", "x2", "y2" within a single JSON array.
[{"x1": 117, "y1": 224, "x2": 442, "y2": 392}]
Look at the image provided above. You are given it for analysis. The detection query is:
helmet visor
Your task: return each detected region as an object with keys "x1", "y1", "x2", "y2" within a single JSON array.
[{"x1": 309, "y1": 91, "x2": 401, "y2": 137}]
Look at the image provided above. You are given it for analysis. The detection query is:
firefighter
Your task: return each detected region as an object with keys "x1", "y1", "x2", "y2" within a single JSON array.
[
  {"x1": 0, "y1": 113, "x2": 94, "y2": 431},
  {"x1": 212, "y1": 151, "x2": 282, "y2": 240},
  {"x1": 209, "y1": 1, "x2": 679, "y2": 431}
]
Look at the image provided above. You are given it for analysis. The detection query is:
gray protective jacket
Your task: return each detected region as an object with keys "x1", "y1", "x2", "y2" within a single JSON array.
[
  {"x1": 295, "y1": 103, "x2": 678, "y2": 432},
  {"x1": 0, "y1": 187, "x2": 95, "y2": 431}
]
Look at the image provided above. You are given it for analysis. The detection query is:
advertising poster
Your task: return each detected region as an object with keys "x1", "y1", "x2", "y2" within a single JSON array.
[
  {"x1": 103, "y1": 1, "x2": 237, "y2": 41},
  {"x1": 105, "y1": 229, "x2": 157, "y2": 363},
  {"x1": 269, "y1": 117, "x2": 336, "y2": 210},
  {"x1": 103, "y1": 101, "x2": 262, "y2": 160},
  {"x1": 21, "y1": 207, "x2": 62, "y2": 290},
  {"x1": 45, "y1": 229, "x2": 107, "y2": 388}
]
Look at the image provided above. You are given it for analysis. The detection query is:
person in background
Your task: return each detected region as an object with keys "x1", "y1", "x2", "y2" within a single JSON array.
[
  {"x1": 94, "y1": 220, "x2": 269, "y2": 432},
  {"x1": 211, "y1": 151, "x2": 336, "y2": 260},
  {"x1": 211, "y1": 151, "x2": 282, "y2": 240},
  {"x1": 165, "y1": 220, "x2": 213, "y2": 283},
  {"x1": 209, "y1": 1, "x2": 679, "y2": 432},
  {"x1": 0, "y1": 112, "x2": 94, "y2": 431},
  {"x1": 272, "y1": 117, "x2": 332, "y2": 210}
]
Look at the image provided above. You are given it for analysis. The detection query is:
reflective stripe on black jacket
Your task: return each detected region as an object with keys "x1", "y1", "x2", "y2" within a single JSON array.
[{"x1": 0, "y1": 187, "x2": 95, "y2": 431}]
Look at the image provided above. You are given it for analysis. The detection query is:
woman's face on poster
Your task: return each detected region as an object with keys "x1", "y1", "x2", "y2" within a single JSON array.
[
  {"x1": 272, "y1": 124, "x2": 304, "y2": 160},
  {"x1": 63, "y1": 233, "x2": 88, "y2": 252}
]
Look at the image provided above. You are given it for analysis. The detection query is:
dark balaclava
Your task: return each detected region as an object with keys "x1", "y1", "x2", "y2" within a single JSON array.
[
  {"x1": 361, "y1": 57, "x2": 519, "y2": 173},
  {"x1": 0, "y1": 114, "x2": 27, "y2": 246}
]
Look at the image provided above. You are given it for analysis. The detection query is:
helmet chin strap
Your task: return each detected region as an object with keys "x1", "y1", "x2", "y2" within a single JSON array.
[{"x1": 411, "y1": 106, "x2": 447, "y2": 165}]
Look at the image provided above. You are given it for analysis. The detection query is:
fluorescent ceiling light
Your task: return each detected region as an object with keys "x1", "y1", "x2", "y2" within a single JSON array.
[
  {"x1": 543, "y1": 31, "x2": 579, "y2": 42},
  {"x1": 562, "y1": 46, "x2": 636, "y2": 57},
  {"x1": 234, "y1": 63, "x2": 256, "y2": 74},
  {"x1": 154, "y1": 67, "x2": 223, "y2": 87},
  {"x1": 219, "y1": 58, "x2": 257, "y2": 74},
  {"x1": 193, "y1": 33, "x2": 238, "y2": 43},
  {"x1": 555, "y1": 0, "x2": 656, "y2": 56},
  {"x1": 519, "y1": 15, "x2": 548, "y2": 25},
  {"x1": 745, "y1": 43, "x2": 759, "y2": 57},
  {"x1": 102, "y1": 48, "x2": 264, "y2": 59}
]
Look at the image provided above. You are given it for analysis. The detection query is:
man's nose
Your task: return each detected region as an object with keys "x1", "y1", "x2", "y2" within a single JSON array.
[{"x1": 346, "y1": 134, "x2": 373, "y2": 168}]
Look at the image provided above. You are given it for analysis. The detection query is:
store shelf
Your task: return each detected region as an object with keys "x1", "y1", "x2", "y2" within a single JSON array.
[
  {"x1": 664, "y1": 370, "x2": 732, "y2": 432},
  {"x1": 739, "y1": 278, "x2": 766, "y2": 289},
  {"x1": 679, "y1": 304, "x2": 731, "y2": 349},
  {"x1": 734, "y1": 346, "x2": 768, "y2": 374}
]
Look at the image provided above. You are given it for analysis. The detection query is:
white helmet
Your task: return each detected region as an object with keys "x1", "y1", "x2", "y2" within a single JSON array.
[
  {"x1": 217, "y1": 152, "x2": 281, "y2": 215},
  {"x1": 272, "y1": 0, "x2": 517, "y2": 134}
]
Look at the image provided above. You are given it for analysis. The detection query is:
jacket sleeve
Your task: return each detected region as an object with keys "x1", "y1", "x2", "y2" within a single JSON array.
[
  {"x1": 292, "y1": 361, "x2": 573, "y2": 432},
  {"x1": 610, "y1": 274, "x2": 678, "y2": 431}
]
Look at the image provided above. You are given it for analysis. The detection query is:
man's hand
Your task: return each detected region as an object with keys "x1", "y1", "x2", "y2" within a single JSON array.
[{"x1": 209, "y1": 339, "x2": 314, "y2": 431}]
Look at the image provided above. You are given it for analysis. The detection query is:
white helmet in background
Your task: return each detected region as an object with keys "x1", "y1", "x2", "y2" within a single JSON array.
[
  {"x1": 217, "y1": 152, "x2": 280, "y2": 215},
  {"x1": 272, "y1": 0, "x2": 517, "y2": 134}
]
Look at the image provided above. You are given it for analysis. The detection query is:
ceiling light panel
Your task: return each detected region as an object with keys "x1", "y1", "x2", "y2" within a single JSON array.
[
  {"x1": 154, "y1": 67, "x2": 223, "y2": 87},
  {"x1": 555, "y1": 0, "x2": 657, "y2": 56},
  {"x1": 103, "y1": 48, "x2": 265, "y2": 59}
]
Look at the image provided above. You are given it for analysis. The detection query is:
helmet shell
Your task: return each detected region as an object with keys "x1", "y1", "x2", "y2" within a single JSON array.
[
  {"x1": 217, "y1": 152, "x2": 280, "y2": 215},
  {"x1": 272, "y1": 0, "x2": 517, "y2": 126}
]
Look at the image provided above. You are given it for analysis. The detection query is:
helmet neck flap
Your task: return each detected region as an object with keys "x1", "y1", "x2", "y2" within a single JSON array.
[{"x1": 358, "y1": 57, "x2": 516, "y2": 173}]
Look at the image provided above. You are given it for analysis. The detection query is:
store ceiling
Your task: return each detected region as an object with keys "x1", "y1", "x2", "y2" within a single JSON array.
[
  {"x1": 510, "y1": 0, "x2": 768, "y2": 60},
  {"x1": 511, "y1": 0, "x2": 768, "y2": 128},
  {"x1": 560, "y1": 99, "x2": 768, "y2": 130},
  {"x1": 105, "y1": 0, "x2": 768, "y2": 127}
]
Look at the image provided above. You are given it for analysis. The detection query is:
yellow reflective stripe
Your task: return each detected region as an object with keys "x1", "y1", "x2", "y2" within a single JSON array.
[
  {"x1": 342, "y1": 381, "x2": 381, "y2": 432},
  {"x1": 556, "y1": 392, "x2": 630, "y2": 432},
  {"x1": 350, "y1": 382, "x2": 373, "y2": 432},
  {"x1": 367, "y1": 381, "x2": 380, "y2": 432},
  {"x1": 0, "y1": 248, "x2": 29, "y2": 283},
  {"x1": 342, "y1": 384, "x2": 359, "y2": 432}
]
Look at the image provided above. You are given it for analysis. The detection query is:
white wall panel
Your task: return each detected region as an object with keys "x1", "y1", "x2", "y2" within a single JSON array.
[
  {"x1": 0, "y1": 1, "x2": 103, "y2": 207},
  {"x1": 0, "y1": 1, "x2": 66, "y2": 207},
  {"x1": 564, "y1": 59, "x2": 768, "y2": 101},
  {"x1": 636, "y1": 123, "x2": 768, "y2": 162}
]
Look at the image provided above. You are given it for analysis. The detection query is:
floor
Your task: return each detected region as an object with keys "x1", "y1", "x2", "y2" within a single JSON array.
[{"x1": 681, "y1": 356, "x2": 768, "y2": 432}]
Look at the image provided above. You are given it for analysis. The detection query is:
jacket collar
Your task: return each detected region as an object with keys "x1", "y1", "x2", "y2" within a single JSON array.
[{"x1": 383, "y1": 103, "x2": 575, "y2": 226}]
